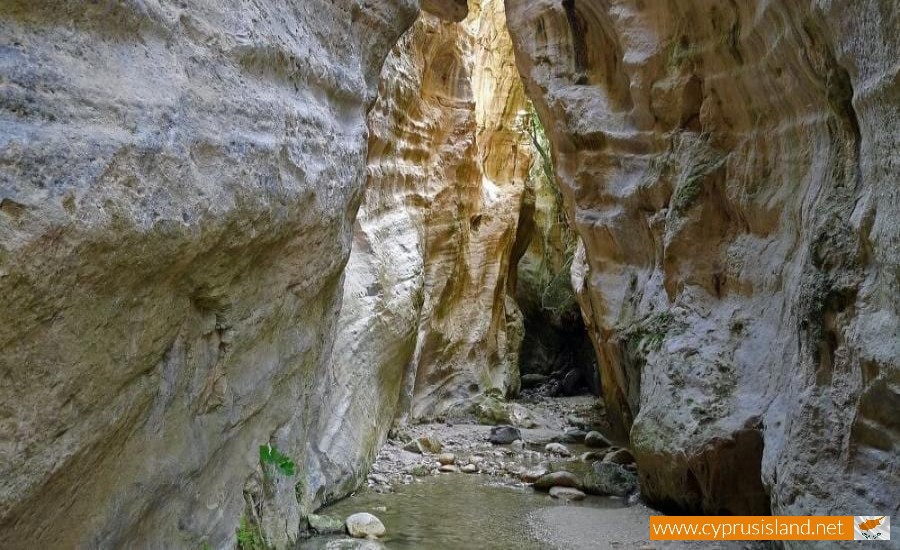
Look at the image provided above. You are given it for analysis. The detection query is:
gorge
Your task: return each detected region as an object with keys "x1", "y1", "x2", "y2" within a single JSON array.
[{"x1": 0, "y1": 0, "x2": 897, "y2": 548}]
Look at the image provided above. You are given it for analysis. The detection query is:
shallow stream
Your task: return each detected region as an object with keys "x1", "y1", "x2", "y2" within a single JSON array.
[{"x1": 298, "y1": 473, "x2": 628, "y2": 549}]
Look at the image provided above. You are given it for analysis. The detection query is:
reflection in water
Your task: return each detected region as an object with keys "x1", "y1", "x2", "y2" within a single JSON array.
[{"x1": 299, "y1": 473, "x2": 626, "y2": 549}]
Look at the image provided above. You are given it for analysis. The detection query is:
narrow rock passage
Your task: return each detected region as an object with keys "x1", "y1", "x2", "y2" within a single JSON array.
[
  {"x1": 1, "y1": 0, "x2": 894, "y2": 547},
  {"x1": 298, "y1": 393, "x2": 761, "y2": 549}
]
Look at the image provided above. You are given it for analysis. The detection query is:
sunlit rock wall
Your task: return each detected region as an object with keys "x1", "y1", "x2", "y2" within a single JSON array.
[
  {"x1": 333, "y1": 0, "x2": 534, "y2": 430},
  {"x1": 506, "y1": 0, "x2": 899, "y2": 522},
  {"x1": 0, "y1": 1, "x2": 418, "y2": 548}
]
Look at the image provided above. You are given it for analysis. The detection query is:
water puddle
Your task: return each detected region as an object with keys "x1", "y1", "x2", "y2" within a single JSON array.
[{"x1": 298, "y1": 473, "x2": 627, "y2": 549}]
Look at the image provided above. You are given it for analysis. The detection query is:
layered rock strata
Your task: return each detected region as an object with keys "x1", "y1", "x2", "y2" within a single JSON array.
[
  {"x1": 0, "y1": 1, "x2": 419, "y2": 547},
  {"x1": 334, "y1": 0, "x2": 534, "y2": 436},
  {"x1": 506, "y1": 0, "x2": 899, "y2": 521}
]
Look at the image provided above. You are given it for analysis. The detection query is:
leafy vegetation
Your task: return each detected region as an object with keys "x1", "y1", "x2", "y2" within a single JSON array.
[
  {"x1": 259, "y1": 444, "x2": 296, "y2": 477},
  {"x1": 620, "y1": 311, "x2": 685, "y2": 356},
  {"x1": 236, "y1": 515, "x2": 267, "y2": 550},
  {"x1": 525, "y1": 105, "x2": 579, "y2": 317}
]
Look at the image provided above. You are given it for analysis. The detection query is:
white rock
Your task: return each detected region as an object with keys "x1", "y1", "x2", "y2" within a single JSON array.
[
  {"x1": 545, "y1": 443, "x2": 572, "y2": 457},
  {"x1": 346, "y1": 513, "x2": 386, "y2": 539}
]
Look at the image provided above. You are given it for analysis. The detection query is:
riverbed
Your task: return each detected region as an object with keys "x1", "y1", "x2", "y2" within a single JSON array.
[{"x1": 299, "y1": 473, "x2": 640, "y2": 549}]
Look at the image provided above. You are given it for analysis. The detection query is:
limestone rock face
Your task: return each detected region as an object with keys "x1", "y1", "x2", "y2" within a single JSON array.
[
  {"x1": 506, "y1": 0, "x2": 899, "y2": 520},
  {"x1": 515, "y1": 111, "x2": 598, "y2": 395},
  {"x1": 422, "y1": 0, "x2": 469, "y2": 22},
  {"x1": 0, "y1": 1, "x2": 417, "y2": 548},
  {"x1": 343, "y1": 0, "x2": 534, "y2": 425}
]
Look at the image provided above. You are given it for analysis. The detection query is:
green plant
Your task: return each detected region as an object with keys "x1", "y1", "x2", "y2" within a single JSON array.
[
  {"x1": 236, "y1": 515, "x2": 266, "y2": 550},
  {"x1": 259, "y1": 444, "x2": 296, "y2": 477},
  {"x1": 620, "y1": 311, "x2": 684, "y2": 356},
  {"x1": 525, "y1": 103, "x2": 580, "y2": 317},
  {"x1": 671, "y1": 174, "x2": 704, "y2": 214},
  {"x1": 294, "y1": 479, "x2": 305, "y2": 505}
]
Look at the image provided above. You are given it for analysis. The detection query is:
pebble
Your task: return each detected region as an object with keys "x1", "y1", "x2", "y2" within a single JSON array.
[
  {"x1": 544, "y1": 443, "x2": 571, "y2": 457},
  {"x1": 584, "y1": 431, "x2": 612, "y2": 448},
  {"x1": 346, "y1": 513, "x2": 386, "y2": 539},
  {"x1": 461, "y1": 464, "x2": 479, "y2": 473},
  {"x1": 439, "y1": 464, "x2": 459, "y2": 473},
  {"x1": 603, "y1": 448, "x2": 635, "y2": 465},
  {"x1": 523, "y1": 450, "x2": 542, "y2": 462},
  {"x1": 367, "y1": 473, "x2": 389, "y2": 485},
  {"x1": 437, "y1": 453, "x2": 456, "y2": 465},
  {"x1": 559, "y1": 428, "x2": 587, "y2": 443},
  {"x1": 566, "y1": 415, "x2": 587, "y2": 428},
  {"x1": 488, "y1": 425, "x2": 521, "y2": 445},
  {"x1": 549, "y1": 486, "x2": 586, "y2": 501}
]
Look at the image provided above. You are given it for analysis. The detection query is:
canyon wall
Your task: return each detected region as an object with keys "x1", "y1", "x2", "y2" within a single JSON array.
[
  {"x1": 0, "y1": 1, "x2": 422, "y2": 548},
  {"x1": 326, "y1": 0, "x2": 534, "y2": 439},
  {"x1": 515, "y1": 111, "x2": 599, "y2": 396},
  {"x1": 506, "y1": 0, "x2": 899, "y2": 522}
]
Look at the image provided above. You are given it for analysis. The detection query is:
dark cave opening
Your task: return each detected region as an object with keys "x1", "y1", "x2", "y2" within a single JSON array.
[{"x1": 516, "y1": 292, "x2": 600, "y2": 397}]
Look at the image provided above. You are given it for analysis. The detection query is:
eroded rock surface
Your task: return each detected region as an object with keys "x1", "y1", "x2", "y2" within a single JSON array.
[
  {"x1": 0, "y1": 1, "x2": 418, "y2": 547},
  {"x1": 343, "y1": 0, "x2": 534, "y2": 427},
  {"x1": 506, "y1": 0, "x2": 898, "y2": 520}
]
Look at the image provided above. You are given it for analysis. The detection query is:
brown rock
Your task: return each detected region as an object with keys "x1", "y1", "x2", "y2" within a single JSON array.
[
  {"x1": 603, "y1": 449, "x2": 635, "y2": 465},
  {"x1": 532, "y1": 471, "x2": 583, "y2": 492},
  {"x1": 584, "y1": 431, "x2": 612, "y2": 449},
  {"x1": 437, "y1": 453, "x2": 456, "y2": 465}
]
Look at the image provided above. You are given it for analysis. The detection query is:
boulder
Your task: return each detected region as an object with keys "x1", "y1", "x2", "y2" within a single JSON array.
[
  {"x1": 558, "y1": 428, "x2": 587, "y2": 443},
  {"x1": 520, "y1": 468, "x2": 549, "y2": 483},
  {"x1": 584, "y1": 431, "x2": 612, "y2": 449},
  {"x1": 580, "y1": 451, "x2": 605, "y2": 462},
  {"x1": 437, "y1": 453, "x2": 456, "y2": 465},
  {"x1": 403, "y1": 434, "x2": 443, "y2": 454},
  {"x1": 603, "y1": 448, "x2": 635, "y2": 465},
  {"x1": 583, "y1": 462, "x2": 638, "y2": 497},
  {"x1": 307, "y1": 514, "x2": 345, "y2": 535},
  {"x1": 346, "y1": 513, "x2": 386, "y2": 539},
  {"x1": 532, "y1": 471, "x2": 583, "y2": 491},
  {"x1": 544, "y1": 443, "x2": 572, "y2": 457},
  {"x1": 509, "y1": 403, "x2": 537, "y2": 428},
  {"x1": 488, "y1": 425, "x2": 522, "y2": 445},
  {"x1": 474, "y1": 394, "x2": 511, "y2": 425}
]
